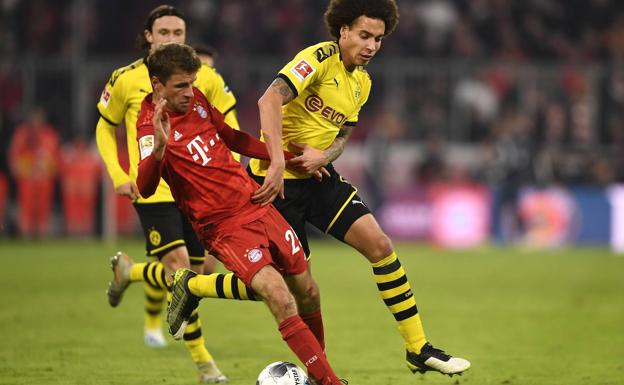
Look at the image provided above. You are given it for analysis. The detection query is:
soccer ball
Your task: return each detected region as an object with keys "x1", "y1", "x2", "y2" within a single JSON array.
[{"x1": 256, "y1": 361, "x2": 310, "y2": 385}]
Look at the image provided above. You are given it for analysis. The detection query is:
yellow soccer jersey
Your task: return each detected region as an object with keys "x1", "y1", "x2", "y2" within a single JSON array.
[
  {"x1": 97, "y1": 58, "x2": 238, "y2": 203},
  {"x1": 250, "y1": 41, "x2": 371, "y2": 179}
]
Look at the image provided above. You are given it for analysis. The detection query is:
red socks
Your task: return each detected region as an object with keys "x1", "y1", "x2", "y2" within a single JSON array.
[
  {"x1": 278, "y1": 315, "x2": 339, "y2": 385},
  {"x1": 301, "y1": 310, "x2": 325, "y2": 350}
]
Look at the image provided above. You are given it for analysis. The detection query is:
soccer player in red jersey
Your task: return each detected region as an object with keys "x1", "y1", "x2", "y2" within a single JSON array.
[{"x1": 136, "y1": 43, "x2": 344, "y2": 385}]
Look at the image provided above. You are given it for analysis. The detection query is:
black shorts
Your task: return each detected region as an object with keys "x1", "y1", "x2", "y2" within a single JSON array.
[
  {"x1": 249, "y1": 164, "x2": 370, "y2": 257},
  {"x1": 133, "y1": 202, "x2": 205, "y2": 264}
]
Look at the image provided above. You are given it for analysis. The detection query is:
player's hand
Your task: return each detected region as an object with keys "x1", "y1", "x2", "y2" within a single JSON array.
[
  {"x1": 251, "y1": 163, "x2": 285, "y2": 206},
  {"x1": 287, "y1": 141, "x2": 329, "y2": 177},
  {"x1": 115, "y1": 181, "x2": 140, "y2": 201},
  {"x1": 153, "y1": 98, "x2": 170, "y2": 160}
]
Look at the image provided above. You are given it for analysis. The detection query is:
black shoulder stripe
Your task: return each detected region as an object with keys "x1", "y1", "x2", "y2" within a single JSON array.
[
  {"x1": 314, "y1": 43, "x2": 339, "y2": 63},
  {"x1": 276, "y1": 73, "x2": 298, "y2": 98},
  {"x1": 223, "y1": 104, "x2": 236, "y2": 117},
  {"x1": 110, "y1": 58, "x2": 143, "y2": 87},
  {"x1": 99, "y1": 113, "x2": 120, "y2": 127},
  {"x1": 343, "y1": 121, "x2": 357, "y2": 127}
]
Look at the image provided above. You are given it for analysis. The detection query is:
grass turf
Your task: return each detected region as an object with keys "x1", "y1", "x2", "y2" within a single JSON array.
[{"x1": 0, "y1": 238, "x2": 622, "y2": 385}]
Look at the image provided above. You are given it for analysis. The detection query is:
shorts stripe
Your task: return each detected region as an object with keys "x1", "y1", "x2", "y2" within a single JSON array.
[
  {"x1": 150, "y1": 240, "x2": 185, "y2": 255},
  {"x1": 324, "y1": 187, "x2": 358, "y2": 234},
  {"x1": 221, "y1": 242, "x2": 247, "y2": 273}
]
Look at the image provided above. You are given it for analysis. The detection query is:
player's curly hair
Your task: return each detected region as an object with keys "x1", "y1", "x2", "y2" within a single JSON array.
[
  {"x1": 136, "y1": 5, "x2": 186, "y2": 50},
  {"x1": 146, "y1": 43, "x2": 201, "y2": 84},
  {"x1": 324, "y1": 0, "x2": 399, "y2": 39}
]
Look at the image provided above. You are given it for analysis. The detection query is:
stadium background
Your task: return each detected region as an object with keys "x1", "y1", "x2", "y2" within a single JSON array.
[
  {"x1": 1, "y1": 0, "x2": 624, "y2": 250},
  {"x1": 0, "y1": 1, "x2": 623, "y2": 385}
]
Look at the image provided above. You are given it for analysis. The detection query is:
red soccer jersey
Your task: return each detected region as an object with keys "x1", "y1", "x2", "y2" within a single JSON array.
[{"x1": 136, "y1": 88, "x2": 269, "y2": 233}]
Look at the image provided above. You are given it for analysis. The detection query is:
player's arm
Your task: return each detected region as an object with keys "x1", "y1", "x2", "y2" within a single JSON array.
[
  {"x1": 251, "y1": 77, "x2": 296, "y2": 205},
  {"x1": 95, "y1": 117, "x2": 140, "y2": 200},
  {"x1": 217, "y1": 121, "x2": 294, "y2": 161},
  {"x1": 136, "y1": 99, "x2": 168, "y2": 198},
  {"x1": 287, "y1": 124, "x2": 354, "y2": 175}
]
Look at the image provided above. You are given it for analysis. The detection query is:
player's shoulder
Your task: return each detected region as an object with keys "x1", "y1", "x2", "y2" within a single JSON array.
[
  {"x1": 297, "y1": 41, "x2": 340, "y2": 65},
  {"x1": 136, "y1": 93, "x2": 155, "y2": 128},
  {"x1": 108, "y1": 58, "x2": 146, "y2": 87}
]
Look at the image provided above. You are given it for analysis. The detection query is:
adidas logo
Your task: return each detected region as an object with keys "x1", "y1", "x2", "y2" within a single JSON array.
[{"x1": 174, "y1": 130, "x2": 183, "y2": 141}]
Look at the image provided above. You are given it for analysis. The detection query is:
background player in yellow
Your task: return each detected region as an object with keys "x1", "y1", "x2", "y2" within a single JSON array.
[
  {"x1": 249, "y1": 0, "x2": 471, "y2": 377},
  {"x1": 95, "y1": 5, "x2": 236, "y2": 383}
]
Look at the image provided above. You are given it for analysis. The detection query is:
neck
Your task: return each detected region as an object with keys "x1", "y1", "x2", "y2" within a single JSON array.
[{"x1": 337, "y1": 40, "x2": 356, "y2": 72}]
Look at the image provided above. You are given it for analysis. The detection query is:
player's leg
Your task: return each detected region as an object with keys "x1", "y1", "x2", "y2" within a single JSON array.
[
  {"x1": 341, "y1": 214, "x2": 469, "y2": 375},
  {"x1": 170, "y1": 220, "x2": 342, "y2": 385},
  {"x1": 314, "y1": 167, "x2": 469, "y2": 376},
  {"x1": 284, "y1": 269, "x2": 324, "y2": 350}
]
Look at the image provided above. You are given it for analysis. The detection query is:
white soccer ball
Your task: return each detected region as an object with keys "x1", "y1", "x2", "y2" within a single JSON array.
[{"x1": 256, "y1": 361, "x2": 310, "y2": 385}]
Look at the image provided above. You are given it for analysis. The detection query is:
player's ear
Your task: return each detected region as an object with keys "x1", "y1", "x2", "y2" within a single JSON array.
[
  {"x1": 340, "y1": 24, "x2": 349, "y2": 40},
  {"x1": 150, "y1": 76, "x2": 161, "y2": 93},
  {"x1": 144, "y1": 29, "x2": 153, "y2": 45}
]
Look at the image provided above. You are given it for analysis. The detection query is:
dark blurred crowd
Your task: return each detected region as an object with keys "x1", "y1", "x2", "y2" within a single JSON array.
[{"x1": 1, "y1": 0, "x2": 623, "y2": 236}]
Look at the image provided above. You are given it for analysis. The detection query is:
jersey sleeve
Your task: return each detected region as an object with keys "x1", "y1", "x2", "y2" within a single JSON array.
[
  {"x1": 277, "y1": 47, "x2": 329, "y2": 98},
  {"x1": 95, "y1": 117, "x2": 130, "y2": 188},
  {"x1": 96, "y1": 70, "x2": 128, "y2": 126},
  {"x1": 135, "y1": 107, "x2": 162, "y2": 198}
]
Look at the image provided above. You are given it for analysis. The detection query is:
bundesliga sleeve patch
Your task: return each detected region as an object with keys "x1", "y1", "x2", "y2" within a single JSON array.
[
  {"x1": 139, "y1": 135, "x2": 154, "y2": 160},
  {"x1": 99, "y1": 88, "x2": 111, "y2": 108},
  {"x1": 290, "y1": 59, "x2": 315, "y2": 82}
]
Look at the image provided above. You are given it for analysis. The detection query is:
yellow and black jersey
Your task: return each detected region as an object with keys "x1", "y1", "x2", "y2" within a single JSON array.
[
  {"x1": 250, "y1": 41, "x2": 371, "y2": 179},
  {"x1": 97, "y1": 58, "x2": 238, "y2": 203}
]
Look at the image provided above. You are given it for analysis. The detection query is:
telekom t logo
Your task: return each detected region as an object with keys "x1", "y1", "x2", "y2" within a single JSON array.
[{"x1": 187, "y1": 135, "x2": 211, "y2": 166}]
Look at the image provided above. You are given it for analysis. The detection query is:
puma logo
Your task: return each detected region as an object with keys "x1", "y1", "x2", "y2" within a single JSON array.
[{"x1": 351, "y1": 199, "x2": 366, "y2": 206}]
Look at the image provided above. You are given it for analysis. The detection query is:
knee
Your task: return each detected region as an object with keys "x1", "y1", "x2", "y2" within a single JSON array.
[
  {"x1": 368, "y1": 234, "x2": 394, "y2": 262},
  {"x1": 163, "y1": 250, "x2": 190, "y2": 273},
  {"x1": 298, "y1": 280, "x2": 321, "y2": 311}
]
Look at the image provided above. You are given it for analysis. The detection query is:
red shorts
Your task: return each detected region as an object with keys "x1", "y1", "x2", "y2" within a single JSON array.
[{"x1": 202, "y1": 206, "x2": 308, "y2": 287}]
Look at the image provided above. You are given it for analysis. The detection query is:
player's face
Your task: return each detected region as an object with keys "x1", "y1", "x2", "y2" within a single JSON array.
[
  {"x1": 339, "y1": 16, "x2": 385, "y2": 71},
  {"x1": 157, "y1": 71, "x2": 197, "y2": 114},
  {"x1": 145, "y1": 16, "x2": 186, "y2": 49}
]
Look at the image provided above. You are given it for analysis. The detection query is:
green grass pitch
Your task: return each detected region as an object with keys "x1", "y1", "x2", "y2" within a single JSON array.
[{"x1": 0, "y1": 238, "x2": 622, "y2": 385}]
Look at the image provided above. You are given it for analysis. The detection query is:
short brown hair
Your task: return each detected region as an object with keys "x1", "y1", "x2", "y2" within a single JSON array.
[
  {"x1": 146, "y1": 43, "x2": 201, "y2": 84},
  {"x1": 136, "y1": 5, "x2": 186, "y2": 50},
  {"x1": 324, "y1": 0, "x2": 399, "y2": 39}
]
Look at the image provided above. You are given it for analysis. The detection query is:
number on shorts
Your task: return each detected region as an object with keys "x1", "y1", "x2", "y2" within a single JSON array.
[{"x1": 285, "y1": 229, "x2": 301, "y2": 255}]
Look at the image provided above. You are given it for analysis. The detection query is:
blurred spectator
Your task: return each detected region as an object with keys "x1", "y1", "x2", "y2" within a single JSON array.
[
  {"x1": 59, "y1": 137, "x2": 101, "y2": 236},
  {"x1": 8, "y1": 107, "x2": 60, "y2": 237},
  {"x1": 485, "y1": 109, "x2": 535, "y2": 242},
  {"x1": 416, "y1": 133, "x2": 446, "y2": 185},
  {"x1": 363, "y1": 110, "x2": 406, "y2": 212}
]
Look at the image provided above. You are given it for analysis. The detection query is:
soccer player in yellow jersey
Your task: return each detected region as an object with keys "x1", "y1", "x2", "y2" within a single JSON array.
[
  {"x1": 96, "y1": 5, "x2": 237, "y2": 383},
  {"x1": 249, "y1": 0, "x2": 471, "y2": 377}
]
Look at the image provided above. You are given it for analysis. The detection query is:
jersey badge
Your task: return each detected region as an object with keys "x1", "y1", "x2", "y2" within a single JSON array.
[
  {"x1": 99, "y1": 88, "x2": 111, "y2": 108},
  {"x1": 290, "y1": 59, "x2": 315, "y2": 82},
  {"x1": 354, "y1": 85, "x2": 361, "y2": 102},
  {"x1": 174, "y1": 130, "x2": 183, "y2": 141},
  {"x1": 194, "y1": 104, "x2": 208, "y2": 119},
  {"x1": 148, "y1": 228, "x2": 161, "y2": 246},
  {"x1": 139, "y1": 135, "x2": 154, "y2": 160},
  {"x1": 246, "y1": 248, "x2": 263, "y2": 263}
]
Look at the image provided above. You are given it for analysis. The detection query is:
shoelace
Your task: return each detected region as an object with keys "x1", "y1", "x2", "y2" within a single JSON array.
[{"x1": 424, "y1": 344, "x2": 451, "y2": 360}]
